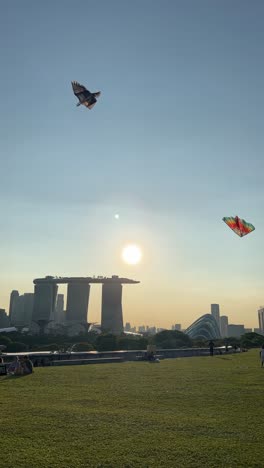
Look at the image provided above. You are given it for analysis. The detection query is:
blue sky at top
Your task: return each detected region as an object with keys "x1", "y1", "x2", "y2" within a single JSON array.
[{"x1": 0, "y1": 0, "x2": 263, "y2": 327}]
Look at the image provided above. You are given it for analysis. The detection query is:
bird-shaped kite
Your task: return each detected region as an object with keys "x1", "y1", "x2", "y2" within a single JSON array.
[
  {"x1": 71, "y1": 81, "x2": 101, "y2": 110},
  {"x1": 222, "y1": 216, "x2": 255, "y2": 237}
]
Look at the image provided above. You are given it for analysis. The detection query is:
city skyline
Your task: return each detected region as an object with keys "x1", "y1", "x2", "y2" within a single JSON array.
[
  {"x1": 3, "y1": 285, "x2": 263, "y2": 338},
  {"x1": 1, "y1": 1, "x2": 264, "y2": 329},
  {"x1": 2, "y1": 282, "x2": 262, "y2": 330}
]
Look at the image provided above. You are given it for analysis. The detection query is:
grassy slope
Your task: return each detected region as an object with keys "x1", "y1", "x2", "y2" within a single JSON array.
[{"x1": 0, "y1": 351, "x2": 264, "y2": 468}]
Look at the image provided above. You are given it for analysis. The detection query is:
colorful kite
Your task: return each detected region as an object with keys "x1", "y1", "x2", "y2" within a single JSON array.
[
  {"x1": 222, "y1": 216, "x2": 255, "y2": 237},
  {"x1": 71, "y1": 81, "x2": 101, "y2": 110}
]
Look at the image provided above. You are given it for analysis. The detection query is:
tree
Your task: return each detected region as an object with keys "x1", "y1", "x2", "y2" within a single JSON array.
[
  {"x1": 117, "y1": 336, "x2": 148, "y2": 350},
  {"x1": 225, "y1": 336, "x2": 241, "y2": 347},
  {"x1": 95, "y1": 334, "x2": 118, "y2": 352},
  {"x1": 154, "y1": 330, "x2": 193, "y2": 349},
  {"x1": 240, "y1": 332, "x2": 264, "y2": 348}
]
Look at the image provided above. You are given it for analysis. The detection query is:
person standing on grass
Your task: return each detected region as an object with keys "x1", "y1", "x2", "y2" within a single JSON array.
[
  {"x1": 260, "y1": 345, "x2": 264, "y2": 368},
  {"x1": 209, "y1": 340, "x2": 215, "y2": 356}
]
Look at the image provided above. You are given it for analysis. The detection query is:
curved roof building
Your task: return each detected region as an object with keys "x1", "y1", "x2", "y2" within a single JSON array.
[{"x1": 185, "y1": 314, "x2": 221, "y2": 340}]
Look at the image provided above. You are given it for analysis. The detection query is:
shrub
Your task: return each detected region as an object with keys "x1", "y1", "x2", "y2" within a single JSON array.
[
  {"x1": 71, "y1": 342, "x2": 94, "y2": 352},
  {"x1": 7, "y1": 342, "x2": 28, "y2": 352},
  {"x1": 35, "y1": 343, "x2": 60, "y2": 351},
  {"x1": 0, "y1": 335, "x2": 12, "y2": 346}
]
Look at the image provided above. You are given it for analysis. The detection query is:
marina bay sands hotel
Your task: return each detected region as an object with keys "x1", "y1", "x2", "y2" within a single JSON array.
[{"x1": 32, "y1": 276, "x2": 140, "y2": 335}]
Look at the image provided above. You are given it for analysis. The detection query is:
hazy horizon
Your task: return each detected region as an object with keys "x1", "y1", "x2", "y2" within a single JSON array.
[{"x1": 1, "y1": 1, "x2": 264, "y2": 329}]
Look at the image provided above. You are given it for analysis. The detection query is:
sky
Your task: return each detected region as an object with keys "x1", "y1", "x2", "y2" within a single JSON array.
[{"x1": 0, "y1": 0, "x2": 264, "y2": 329}]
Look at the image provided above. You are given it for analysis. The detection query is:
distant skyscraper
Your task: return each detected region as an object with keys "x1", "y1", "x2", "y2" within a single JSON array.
[
  {"x1": 23, "y1": 293, "x2": 34, "y2": 326},
  {"x1": 12, "y1": 295, "x2": 25, "y2": 327},
  {"x1": 211, "y1": 304, "x2": 220, "y2": 328},
  {"x1": 0, "y1": 309, "x2": 10, "y2": 328},
  {"x1": 220, "y1": 315, "x2": 229, "y2": 337},
  {"x1": 258, "y1": 307, "x2": 264, "y2": 334},
  {"x1": 228, "y1": 324, "x2": 245, "y2": 338},
  {"x1": 125, "y1": 322, "x2": 131, "y2": 331},
  {"x1": 174, "y1": 324, "x2": 181, "y2": 331},
  {"x1": 10, "y1": 293, "x2": 34, "y2": 328},
  {"x1": 32, "y1": 283, "x2": 58, "y2": 334},
  {"x1": 66, "y1": 283, "x2": 90, "y2": 324},
  {"x1": 54, "y1": 294, "x2": 64, "y2": 324},
  {"x1": 101, "y1": 283, "x2": 123, "y2": 334},
  {"x1": 9, "y1": 290, "x2": 19, "y2": 325}
]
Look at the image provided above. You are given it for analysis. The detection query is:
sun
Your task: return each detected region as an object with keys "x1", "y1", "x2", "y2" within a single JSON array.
[{"x1": 122, "y1": 244, "x2": 142, "y2": 265}]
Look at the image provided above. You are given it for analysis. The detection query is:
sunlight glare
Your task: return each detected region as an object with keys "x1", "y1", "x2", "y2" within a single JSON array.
[{"x1": 122, "y1": 244, "x2": 142, "y2": 265}]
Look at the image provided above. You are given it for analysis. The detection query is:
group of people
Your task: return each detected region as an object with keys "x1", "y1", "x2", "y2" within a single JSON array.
[{"x1": 6, "y1": 355, "x2": 34, "y2": 376}]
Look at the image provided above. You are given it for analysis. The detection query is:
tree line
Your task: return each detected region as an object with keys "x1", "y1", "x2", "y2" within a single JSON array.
[{"x1": 0, "y1": 330, "x2": 263, "y2": 353}]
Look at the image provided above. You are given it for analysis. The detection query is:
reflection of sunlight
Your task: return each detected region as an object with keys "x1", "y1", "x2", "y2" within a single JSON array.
[{"x1": 122, "y1": 245, "x2": 142, "y2": 265}]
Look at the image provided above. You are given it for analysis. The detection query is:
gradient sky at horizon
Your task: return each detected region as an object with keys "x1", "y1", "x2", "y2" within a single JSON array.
[{"x1": 1, "y1": 0, "x2": 264, "y2": 328}]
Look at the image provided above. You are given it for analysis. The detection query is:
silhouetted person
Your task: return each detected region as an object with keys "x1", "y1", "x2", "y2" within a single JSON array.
[
  {"x1": 148, "y1": 351, "x2": 155, "y2": 361},
  {"x1": 260, "y1": 345, "x2": 264, "y2": 368},
  {"x1": 209, "y1": 340, "x2": 215, "y2": 356}
]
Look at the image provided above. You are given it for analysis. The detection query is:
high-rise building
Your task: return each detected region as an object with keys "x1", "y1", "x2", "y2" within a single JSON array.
[
  {"x1": 23, "y1": 293, "x2": 34, "y2": 326},
  {"x1": 66, "y1": 283, "x2": 90, "y2": 323},
  {"x1": 211, "y1": 304, "x2": 220, "y2": 328},
  {"x1": 32, "y1": 283, "x2": 58, "y2": 334},
  {"x1": 244, "y1": 328, "x2": 252, "y2": 334},
  {"x1": 258, "y1": 307, "x2": 264, "y2": 334},
  {"x1": 54, "y1": 294, "x2": 64, "y2": 324},
  {"x1": 12, "y1": 295, "x2": 25, "y2": 327},
  {"x1": 124, "y1": 322, "x2": 131, "y2": 332},
  {"x1": 228, "y1": 324, "x2": 245, "y2": 338},
  {"x1": 174, "y1": 324, "x2": 181, "y2": 331},
  {"x1": 11, "y1": 293, "x2": 34, "y2": 328},
  {"x1": 0, "y1": 309, "x2": 10, "y2": 328},
  {"x1": 101, "y1": 283, "x2": 123, "y2": 334},
  {"x1": 220, "y1": 315, "x2": 228, "y2": 337},
  {"x1": 9, "y1": 290, "x2": 19, "y2": 325}
]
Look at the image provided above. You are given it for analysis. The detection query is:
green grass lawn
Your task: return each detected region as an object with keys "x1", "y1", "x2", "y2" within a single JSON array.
[{"x1": 0, "y1": 350, "x2": 264, "y2": 468}]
